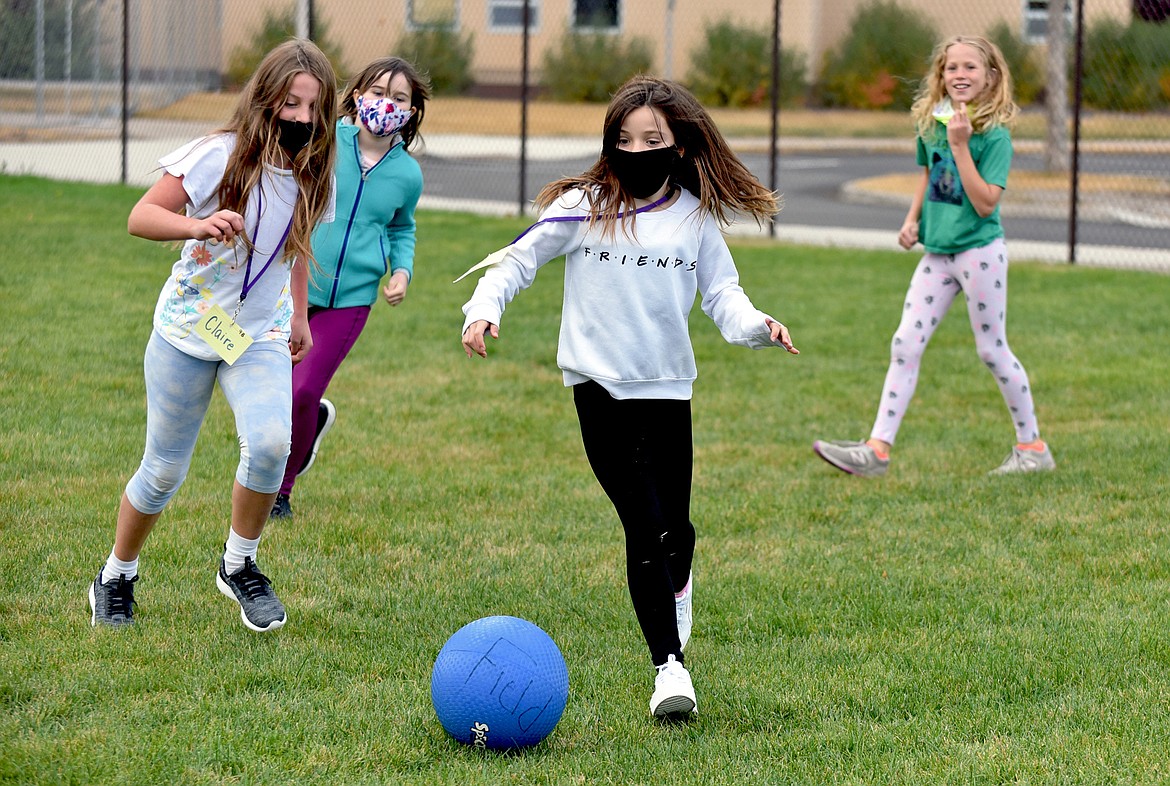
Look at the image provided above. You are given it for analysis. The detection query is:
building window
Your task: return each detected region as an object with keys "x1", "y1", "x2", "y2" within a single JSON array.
[
  {"x1": 489, "y1": 0, "x2": 540, "y2": 30},
  {"x1": 1023, "y1": 0, "x2": 1073, "y2": 43},
  {"x1": 1133, "y1": 0, "x2": 1170, "y2": 22},
  {"x1": 574, "y1": 0, "x2": 619, "y2": 31},
  {"x1": 410, "y1": 0, "x2": 459, "y2": 29}
]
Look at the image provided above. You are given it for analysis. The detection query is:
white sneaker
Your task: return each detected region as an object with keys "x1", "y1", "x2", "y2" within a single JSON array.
[
  {"x1": 675, "y1": 573, "x2": 693, "y2": 651},
  {"x1": 990, "y1": 444, "x2": 1056, "y2": 475},
  {"x1": 649, "y1": 655, "x2": 697, "y2": 717}
]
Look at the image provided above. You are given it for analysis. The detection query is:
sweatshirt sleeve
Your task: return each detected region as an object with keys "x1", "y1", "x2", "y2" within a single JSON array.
[
  {"x1": 386, "y1": 167, "x2": 421, "y2": 281},
  {"x1": 695, "y1": 217, "x2": 777, "y2": 350},
  {"x1": 460, "y1": 193, "x2": 586, "y2": 333}
]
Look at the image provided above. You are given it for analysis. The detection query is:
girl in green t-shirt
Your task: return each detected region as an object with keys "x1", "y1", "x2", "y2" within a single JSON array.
[{"x1": 814, "y1": 35, "x2": 1054, "y2": 477}]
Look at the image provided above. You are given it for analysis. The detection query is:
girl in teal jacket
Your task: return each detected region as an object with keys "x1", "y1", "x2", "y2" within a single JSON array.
[{"x1": 274, "y1": 56, "x2": 429, "y2": 519}]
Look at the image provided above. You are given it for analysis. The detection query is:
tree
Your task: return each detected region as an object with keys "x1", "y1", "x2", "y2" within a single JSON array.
[{"x1": 225, "y1": 7, "x2": 345, "y2": 89}]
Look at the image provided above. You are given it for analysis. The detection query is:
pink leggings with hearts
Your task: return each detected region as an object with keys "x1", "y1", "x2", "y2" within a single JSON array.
[{"x1": 870, "y1": 238, "x2": 1041, "y2": 445}]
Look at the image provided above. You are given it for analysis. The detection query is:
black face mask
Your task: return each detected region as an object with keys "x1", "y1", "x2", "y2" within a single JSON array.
[
  {"x1": 277, "y1": 119, "x2": 313, "y2": 160},
  {"x1": 608, "y1": 146, "x2": 678, "y2": 199}
]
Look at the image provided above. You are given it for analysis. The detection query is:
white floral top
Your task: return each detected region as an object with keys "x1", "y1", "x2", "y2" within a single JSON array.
[{"x1": 150, "y1": 134, "x2": 325, "y2": 361}]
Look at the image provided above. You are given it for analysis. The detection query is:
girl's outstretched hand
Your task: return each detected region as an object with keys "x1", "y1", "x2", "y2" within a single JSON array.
[
  {"x1": 766, "y1": 318, "x2": 799, "y2": 355},
  {"x1": 462, "y1": 320, "x2": 499, "y2": 359}
]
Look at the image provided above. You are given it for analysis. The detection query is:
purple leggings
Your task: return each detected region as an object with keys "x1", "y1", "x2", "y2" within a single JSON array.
[
  {"x1": 280, "y1": 305, "x2": 370, "y2": 495},
  {"x1": 871, "y1": 238, "x2": 1041, "y2": 445}
]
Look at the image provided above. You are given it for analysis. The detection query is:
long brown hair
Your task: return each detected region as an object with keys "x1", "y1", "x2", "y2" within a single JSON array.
[
  {"x1": 338, "y1": 56, "x2": 431, "y2": 152},
  {"x1": 534, "y1": 75, "x2": 780, "y2": 237},
  {"x1": 215, "y1": 38, "x2": 337, "y2": 266}
]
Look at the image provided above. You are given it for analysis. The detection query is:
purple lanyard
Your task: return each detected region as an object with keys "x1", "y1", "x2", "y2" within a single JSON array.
[
  {"x1": 238, "y1": 188, "x2": 295, "y2": 304},
  {"x1": 509, "y1": 190, "x2": 673, "y2": 244}
]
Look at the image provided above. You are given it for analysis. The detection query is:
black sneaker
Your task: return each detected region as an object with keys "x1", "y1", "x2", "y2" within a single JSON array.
[
  {"x1": 297, "y1": 398, "x2": 336, "y2": 477},
  {"x1": 216, "y1": 557, "x2": 287, "y2": 632},
  {"x1": 270, "y1": 493, "x2": 293, "y2": 520},
  {"x1": 89, "y1": 570, "x2": 137, "y2": 627}
]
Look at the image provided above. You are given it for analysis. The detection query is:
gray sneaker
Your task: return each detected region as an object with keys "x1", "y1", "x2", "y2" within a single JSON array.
[
  {"x1": 813, "y1": 439, "x2": 889, "y2": 477},
  {"x1": 269, "y1": 493, "x2": 293, "y2": 520},
  {"x1": 216, "y1": 557, "x2": 287, "y2": 632},
  {"x1": 89, "y1": 570, "x2": 137, "y2": 627},
  {"x1": 990, "y1": 445, "x2": 1056, "y2": 475}
]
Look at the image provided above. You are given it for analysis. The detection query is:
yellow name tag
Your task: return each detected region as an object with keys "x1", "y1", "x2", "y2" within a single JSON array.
[{"x1": 195, "y1": 304, "x2": 253, "y2": 365}]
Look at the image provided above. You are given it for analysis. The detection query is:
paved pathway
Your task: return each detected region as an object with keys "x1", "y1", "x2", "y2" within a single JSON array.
[{"x1": 1, "y1": 113, "x2": 1163, "y2": 271}]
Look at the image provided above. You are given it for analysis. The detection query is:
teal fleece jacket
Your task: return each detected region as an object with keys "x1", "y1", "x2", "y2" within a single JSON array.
[{"x1": 308, "y1": 120, "x2": 422, "y2": 308}]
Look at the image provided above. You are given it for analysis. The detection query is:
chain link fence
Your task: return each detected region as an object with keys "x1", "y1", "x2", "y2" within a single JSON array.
[{"x1": 1, "y1": 0, "x2": 1166, "y2": 269}]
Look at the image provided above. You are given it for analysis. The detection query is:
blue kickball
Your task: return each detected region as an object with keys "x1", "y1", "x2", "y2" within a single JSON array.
[{"x1": 431, "y1": 615, "x2": 569, "y2": 750}]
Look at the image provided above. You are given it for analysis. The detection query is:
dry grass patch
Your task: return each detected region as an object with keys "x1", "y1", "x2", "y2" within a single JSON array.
[
  {"x1": 115, "y1": 92, "x2": 1170, "y2": 142},
  {"x1": 3, "y1": 89, "x2": 1165, "y2": 145},
  {"x1": 853, "y1": 171, "x2": 1170, "y2": 198}
]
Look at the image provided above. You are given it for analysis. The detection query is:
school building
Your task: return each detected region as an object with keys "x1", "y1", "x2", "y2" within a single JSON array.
[{"x1": 132, "y1": 0, "x2": 1136, "y2": 91}]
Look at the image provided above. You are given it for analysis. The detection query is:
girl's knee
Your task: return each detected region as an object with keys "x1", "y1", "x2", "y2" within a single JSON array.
[
  {"x1": 239, "y1": 430, "x2": 291, "y2": 479},
  {"x1": 976, "y1": 338, "x2": 1009, "y2": 366},
  {"x1": 125, "y1": 465, "x2": 186, "y2": 514},
  {"x1": 291, "y1": 390, "x2": 321, "y2": 419},
  {"x1": 890, "y1": 333, "x2": 924, "y2": 365}
]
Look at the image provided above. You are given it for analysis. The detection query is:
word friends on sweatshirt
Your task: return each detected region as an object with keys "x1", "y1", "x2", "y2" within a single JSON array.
[{"x1": 582, "y1": 246, "x2": 697, "y2": 272}]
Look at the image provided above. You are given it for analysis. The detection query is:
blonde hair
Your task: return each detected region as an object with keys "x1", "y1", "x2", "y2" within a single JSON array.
[
  {"x1": 534, "y1": 75, "x2": 779, "y2": 238},
  {"x1": 910, "y1": 35, "x2": 1018, "y2": 140},
  {"x1": 215, "y1": 39, "x2": 337, "y2": 267}
]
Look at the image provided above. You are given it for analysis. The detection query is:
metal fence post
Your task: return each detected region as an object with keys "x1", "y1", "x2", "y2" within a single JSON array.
[
  {"x1": 519, "y1": 0, "x2": 532, "y2": 215},
  {"x1": 769, "y1": 0, "x2": 781, "y2": 238},
  {"x1": 121, "y1": 0, "x2": 129, "y2": 185},
  {"x1": 1068, "y1": 0, "x2": 1086, "y2": 264}
]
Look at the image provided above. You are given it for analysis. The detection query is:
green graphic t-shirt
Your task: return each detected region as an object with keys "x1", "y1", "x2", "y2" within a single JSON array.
[{"x1": 916, "y1": 124, "x2": 1012, "y2": 254}]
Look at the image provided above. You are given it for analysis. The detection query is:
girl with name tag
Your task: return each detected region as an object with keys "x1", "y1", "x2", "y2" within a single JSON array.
[
  {"x1": 88, "y1": 40, "x2": 337, "y2": 632},
  {"x1": 460, "y1": 76, "x2": 798, "y2": 719}
]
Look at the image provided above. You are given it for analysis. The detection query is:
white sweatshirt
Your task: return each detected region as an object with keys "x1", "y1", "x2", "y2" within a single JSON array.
[{"x1": 462, "y1": 188, "x2": 780, "y2": 400}]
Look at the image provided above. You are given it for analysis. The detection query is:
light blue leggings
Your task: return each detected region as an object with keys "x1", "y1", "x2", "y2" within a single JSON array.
[
  {"x1": 870, "y1": 238, "x2": 1041, "y2": 445},
  {"x1": 125, "y1": 331, "x2": 292, "y2": 515}
]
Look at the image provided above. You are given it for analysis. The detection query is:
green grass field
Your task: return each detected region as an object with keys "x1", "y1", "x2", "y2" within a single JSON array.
[{"x1": 2, "y1": 174, "x2": 1169, "y2": 784}]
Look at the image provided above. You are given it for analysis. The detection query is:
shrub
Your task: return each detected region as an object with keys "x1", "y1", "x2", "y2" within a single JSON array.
[
  {"x1": 686, "y1": 18, "x2": 807, "y2": 108},
  {"x1": 816, "y1": 0, "x2": 937, "y2": 110},
  {"x1": 986, "y1": 20, "x2": 1043, "y2": 106},
  {"x1": 540, "y1": 29, "x2": 654, "y2": 103},
  {"x1": 1082, "y1": 17, "x2": 1170, "y2": 110},
  {"x1": 393, "y1": 26, "x2": 474, "y2": 96},
  {"x1": 225, "y1": 7, "x2": 345, "y2": 89}
]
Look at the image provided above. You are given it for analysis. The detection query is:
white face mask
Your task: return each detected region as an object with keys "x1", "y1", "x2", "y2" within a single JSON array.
[
  {"x1": 931, "y1": 97, "x2": 954, "y2": 125},
  {"x1": 355, "y1": 95, "x2": 413, "y2": 137}
]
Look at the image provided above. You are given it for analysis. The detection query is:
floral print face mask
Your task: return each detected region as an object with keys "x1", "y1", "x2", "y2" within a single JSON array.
[{"x1": 356, "y1": 95, "x2": 413, "y2": 138}]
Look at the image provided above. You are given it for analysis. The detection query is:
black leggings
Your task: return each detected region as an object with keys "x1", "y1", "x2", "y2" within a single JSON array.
[{"x1": 573, "y1": 380, "x2": 696, "y2": 667}]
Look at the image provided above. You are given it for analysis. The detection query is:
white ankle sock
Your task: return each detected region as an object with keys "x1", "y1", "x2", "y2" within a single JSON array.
[
  {"x1": 223, "y1": 529, "x2": 260, "y2": 575},
  {"x1": 101, "y1": 550, "x2": 138, "y2": 584}
]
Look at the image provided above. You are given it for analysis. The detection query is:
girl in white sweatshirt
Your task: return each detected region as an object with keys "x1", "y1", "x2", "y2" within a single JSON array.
[{"x1": 461, "y1": 76, "x2": 798, "y2": 719}]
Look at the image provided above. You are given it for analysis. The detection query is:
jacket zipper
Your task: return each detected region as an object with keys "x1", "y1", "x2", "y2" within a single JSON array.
[{"x1": 328, "y1": 134, "x2": 395, "y2": 307}]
